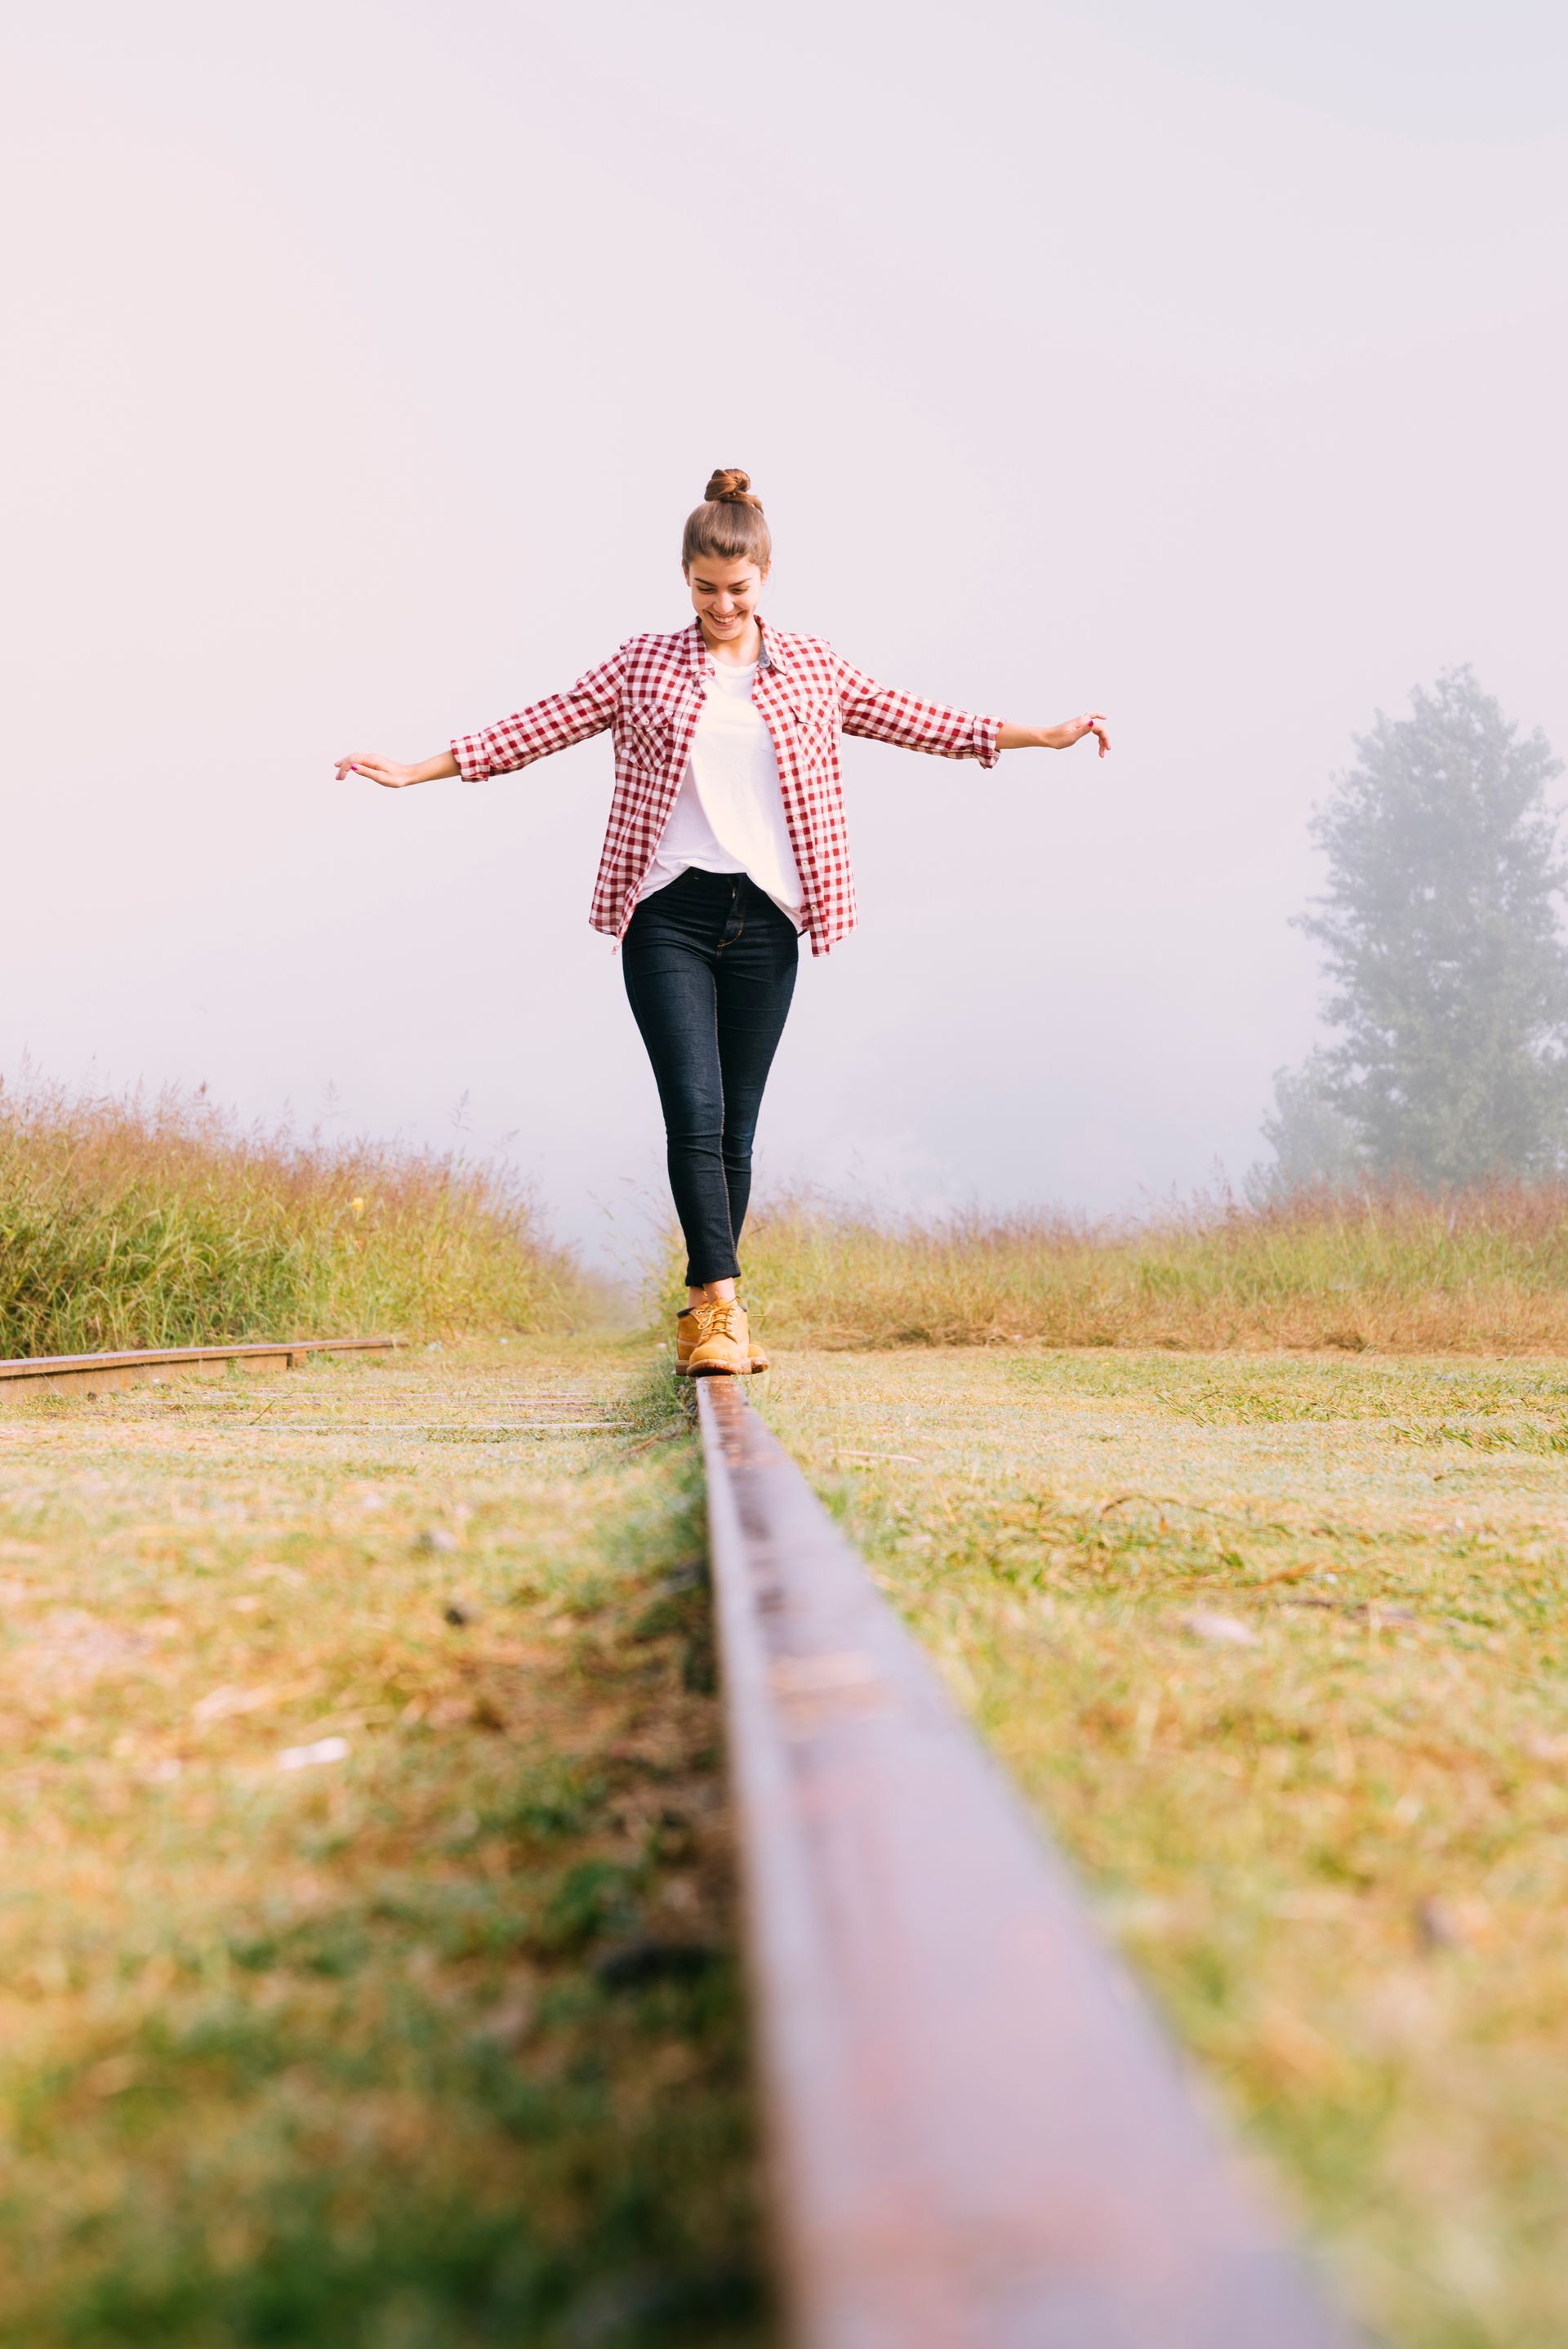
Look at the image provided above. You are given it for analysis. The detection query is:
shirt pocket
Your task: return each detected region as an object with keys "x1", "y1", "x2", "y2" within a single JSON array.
[
  {"x1": 785, "y1": 691, "x2": 840, "y2": 767},
  {"x1": 621, "y1": 699, "x2": 677, "y2": 778}
]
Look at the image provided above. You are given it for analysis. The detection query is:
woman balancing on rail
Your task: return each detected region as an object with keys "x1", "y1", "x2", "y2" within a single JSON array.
[{"x1": 336, "y1": 470, "x2": 1109, "y2": 1378}]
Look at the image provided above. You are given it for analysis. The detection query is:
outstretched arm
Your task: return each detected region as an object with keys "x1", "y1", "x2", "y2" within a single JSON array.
[
  {"x1": 333, "y1": 750, "x2": 457, "y2": 789},
  {"x1": 835, "y1": 657, "x2": 1108, "y2": 766},
  {"x1": 335, "y1": 645, "x2": 625, "y2": 791},
  {"x1": 998, "y1": 712, "x2": 1110, "y2": 757}
]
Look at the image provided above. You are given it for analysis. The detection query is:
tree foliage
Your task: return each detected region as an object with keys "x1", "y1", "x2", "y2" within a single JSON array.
[
  {"x1": 1298, "y1": 668, "x2": 1568, "y2": 1186},
  {"x1": 1251, "y1": 1048, "x2": 1364, "y2": 1202}
]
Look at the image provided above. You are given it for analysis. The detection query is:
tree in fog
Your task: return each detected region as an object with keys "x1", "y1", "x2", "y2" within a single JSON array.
[
  {"x1": 1293, "y1": 668, "x2": 1568, "y2": 1187},
  {"x1": 1252, "y1": 1048, "x2": 1364, "y2": 1200}
]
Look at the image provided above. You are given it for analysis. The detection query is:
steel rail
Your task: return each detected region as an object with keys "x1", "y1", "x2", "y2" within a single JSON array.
[
  {"x1": 0, "y1": 1336, "x2": 402, "y2": 1400},
  {"x1": 696, "y1": 1375, "x2": 1361, "y2": 2349}
]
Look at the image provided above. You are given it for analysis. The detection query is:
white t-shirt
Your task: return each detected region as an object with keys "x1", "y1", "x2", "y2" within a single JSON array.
[{"x1": 637, "y1": 661, "x2": 804, "y2": 925}]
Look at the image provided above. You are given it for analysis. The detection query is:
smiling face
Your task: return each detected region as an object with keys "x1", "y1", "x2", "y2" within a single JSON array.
[{"x1": 685, "y1": 551, "x2": 769, "y2": 651}]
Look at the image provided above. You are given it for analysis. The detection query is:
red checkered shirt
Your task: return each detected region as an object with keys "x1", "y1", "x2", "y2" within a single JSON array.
[{"x1": 450, "y1": 617, "x2": 1001, "y2": 955}]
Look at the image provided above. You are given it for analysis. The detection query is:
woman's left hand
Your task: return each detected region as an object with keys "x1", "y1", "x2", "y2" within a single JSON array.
[
  {"x1": 996, "y1": 713, "x2": 1111, "y2": 756},
  {"x1": 1042, "y1": 712, "x2": 1110, "y2": 756}
]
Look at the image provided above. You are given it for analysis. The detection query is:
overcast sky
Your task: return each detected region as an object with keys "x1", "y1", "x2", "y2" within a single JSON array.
[{"x1": 3, "y1": 1, "x2": 1565, "y2": 1275}]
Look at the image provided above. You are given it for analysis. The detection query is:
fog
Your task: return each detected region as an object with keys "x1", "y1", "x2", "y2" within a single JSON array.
[{"x1": 3, "y1": 0, "x2": 1564, "y2": 1275}]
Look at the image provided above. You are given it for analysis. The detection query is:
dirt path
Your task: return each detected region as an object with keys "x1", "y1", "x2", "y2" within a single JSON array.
[{"x1": 0, "y1": 1339, "x2": 767, "y2": 2349}]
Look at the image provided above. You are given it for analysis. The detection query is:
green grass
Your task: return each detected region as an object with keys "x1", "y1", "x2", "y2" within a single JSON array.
[
  {"x1": 757, "y1": 1345, "x2": 1568, "y2": 2349},
  {"x1": 0, "y1": 1075, "x2": 599, "y2": 1356},
  {"x1": 0, "y1": 1339, "x2": 768, "y2": 2348},
  {"x1": 724, "y1": 1183, "x2": 1568, "y2": 1353}
]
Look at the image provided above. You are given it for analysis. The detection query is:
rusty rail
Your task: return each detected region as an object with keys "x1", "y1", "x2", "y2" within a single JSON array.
[
  {"x1": 695, "y1": 1375, "x2": 1361, "y2": 2349},
  {"x1": 0, "y1": 1336, "x2": 401, "y2": 1400}
]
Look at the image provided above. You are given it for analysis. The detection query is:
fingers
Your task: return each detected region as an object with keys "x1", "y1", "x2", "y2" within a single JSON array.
[{"x1": 335, "y1": 754, "x2": 403, "y2": 786}]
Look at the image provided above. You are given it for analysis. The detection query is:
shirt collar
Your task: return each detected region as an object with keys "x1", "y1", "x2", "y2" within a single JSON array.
[{"x1": 684, "y1": 616, "x2": 786, "y2": 676}]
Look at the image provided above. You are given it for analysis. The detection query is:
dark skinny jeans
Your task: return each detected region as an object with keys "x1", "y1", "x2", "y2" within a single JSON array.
[{"x1": 621, "y1": 868, "x2": 800, "y2": 1287}]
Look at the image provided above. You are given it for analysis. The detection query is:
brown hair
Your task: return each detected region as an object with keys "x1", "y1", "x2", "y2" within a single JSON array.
[{"x1": 682, "y1": 467, "x2": 772, "y2": 572}]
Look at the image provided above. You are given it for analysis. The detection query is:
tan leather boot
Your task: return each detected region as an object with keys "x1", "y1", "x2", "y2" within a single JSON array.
[
  {"x1": 682, "y1": 1297, "x2": 751, "y2": 1377},
  {"x1": 676, "y1": 1305, "x2": 768, "y2": 1375}
]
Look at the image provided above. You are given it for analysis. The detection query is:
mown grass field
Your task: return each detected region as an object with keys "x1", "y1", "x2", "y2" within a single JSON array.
[
  {"x1": 7, "y1": 1085, "x2": 1568, "y2": 2349},
  {"x1": 0, "y1": 1339, "x2": 768, "y2": 2349},
  {"x1": 757, "y1": 1346, "x2": 1568, "y2": 2349}
]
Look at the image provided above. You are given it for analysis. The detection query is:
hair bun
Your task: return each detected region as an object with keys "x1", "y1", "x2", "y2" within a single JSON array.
[{"x1": 703, "y1": 466, "x2": 763, "y2": 510}]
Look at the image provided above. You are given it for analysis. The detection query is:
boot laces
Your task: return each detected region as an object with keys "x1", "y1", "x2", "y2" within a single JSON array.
[{"x1": 697, "y1": 1299, "x2": 743, "y2": 1341}]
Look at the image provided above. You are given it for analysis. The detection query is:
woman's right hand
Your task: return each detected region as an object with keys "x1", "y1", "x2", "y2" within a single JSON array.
[{"x1": 335, "y1": 752, "x2": 424, "y2": 787}]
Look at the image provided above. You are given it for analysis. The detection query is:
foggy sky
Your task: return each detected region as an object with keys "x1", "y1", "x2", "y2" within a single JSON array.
[{"x1": 3, "y1": 0, "x2": 1565, "y2": 1277}]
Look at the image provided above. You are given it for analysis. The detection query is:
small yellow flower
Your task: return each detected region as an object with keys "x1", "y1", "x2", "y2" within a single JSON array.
[{"x1": 350, "y1": 1197, "x2": 365, "y2": 1217}]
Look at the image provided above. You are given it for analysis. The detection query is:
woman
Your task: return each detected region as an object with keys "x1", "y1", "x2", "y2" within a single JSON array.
[{"x1": 336, "y1": 469, "x2": 1109, "y2": 1377}]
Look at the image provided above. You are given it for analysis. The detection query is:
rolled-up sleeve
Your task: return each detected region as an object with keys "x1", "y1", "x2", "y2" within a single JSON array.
[
  {"x1": 835, "y1": 656, "x2": 1001, "y2": 770},
  {"x1": 451, "y1": 647, "x2": 624, "y2": 782}
]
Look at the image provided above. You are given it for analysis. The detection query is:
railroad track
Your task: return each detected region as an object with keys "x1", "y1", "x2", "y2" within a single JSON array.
[
  {"x1": 0, "y1": 1335, "x2": 402, "y2": 1400},
  {"x1": 696, "y1": 1375, "x2": 1361, "y2": 2349},
  {"x1": 0, "y1": 1339, "x2": 638, "y2": 1438}
]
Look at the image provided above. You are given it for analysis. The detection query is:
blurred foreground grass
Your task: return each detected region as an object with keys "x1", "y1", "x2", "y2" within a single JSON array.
[
  {"x1": 727, "y1": 1184, "x2": 1568, "y2": 1353},
  {"x1": 0, "y1": 1076, "x2": 599, "y2": 1356},
  {"x1": 760, "y1": 1346, "x2": 1568, "y2": 2349},
  {"x1": 0, "y1": 1339, "x2": 767, "y2": 2349}
]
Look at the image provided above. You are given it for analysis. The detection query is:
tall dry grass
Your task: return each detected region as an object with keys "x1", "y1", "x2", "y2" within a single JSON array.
[
  {"x1": 728, "y1": 1183, "x2": 1568, "y2": 1353},
  {"x1": 0, "y1": 1075, "x2": 595, "y2": 1357}
]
